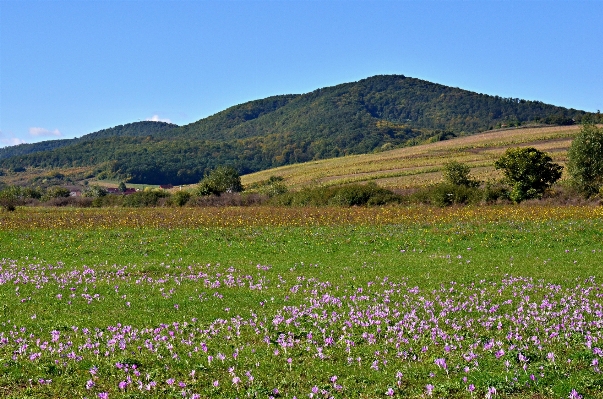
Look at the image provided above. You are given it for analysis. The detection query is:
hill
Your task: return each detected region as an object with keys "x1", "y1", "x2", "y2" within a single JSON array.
[
  {"x1": 0, "y1": 121, "x2": 177, "y2": 160},
  {"x1": 0, "y1": 75, "x2": 591, "y2": 185},
  {"x1": 242, "y1": 125, "x2": 582, "y2": 191}
]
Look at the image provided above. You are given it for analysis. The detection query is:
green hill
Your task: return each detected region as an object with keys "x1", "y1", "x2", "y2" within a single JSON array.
[
  {"x1": 0, "y1": 121, "x2": 177, "y2": 160},
  {"x1": 0, "y1": 75, "x2": 591, "y2": 185}
]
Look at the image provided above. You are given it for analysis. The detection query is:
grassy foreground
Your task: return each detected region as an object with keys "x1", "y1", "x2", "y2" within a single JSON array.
[{"x1": 1, "y1": 206, "x2": 603, "y2": 398}]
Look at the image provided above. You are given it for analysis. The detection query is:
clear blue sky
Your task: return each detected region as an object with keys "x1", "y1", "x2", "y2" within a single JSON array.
[{"x1": 1, "y1": 0, "x2": 602, "y2": 147}]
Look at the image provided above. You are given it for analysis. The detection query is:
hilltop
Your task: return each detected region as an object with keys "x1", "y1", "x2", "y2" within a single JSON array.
[
  {"x1": 0, "y1": 121, "x2": 177, "y2": 160},
  {"x1": 0, "y1": 75, "x2": 590, "y2": 185}
]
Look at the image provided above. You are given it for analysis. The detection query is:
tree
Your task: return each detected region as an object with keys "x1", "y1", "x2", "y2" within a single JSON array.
[
  {"x1": 118, "y1": 181, "x2": 127, "y2": 192},
  {"x1": 196, "y1": 166, "x2": 243, "y2": 196},
  {"x1": 0, "y1": 186, "x2": 20, "y2": 211},
  {"x1": 567, "y1": 123, "x2": 603, "y2": 197},
  {"x1": 442, "y1": 161, "x2": 479, "y2": 187},
  {"x1": 494, "y1": 147, "x2": 563, "y2": 203},
  {"x1": 82, "y1": 185, "x2": 107, "y2": 198}
]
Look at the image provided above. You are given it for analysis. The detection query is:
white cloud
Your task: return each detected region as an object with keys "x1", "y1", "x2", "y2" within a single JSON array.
[
  {"x1": 146, "y1": 115, "x2": 172, "y2": 123},
  {"x1": 29, "y1": 127, "x2": 62, "y2": 137},
  {"x1": 0, "y1": 137, "x2": 27, "y2": 147},
  {"x1": 0, "y1": 130, "x2": 27, "y2": 147}
]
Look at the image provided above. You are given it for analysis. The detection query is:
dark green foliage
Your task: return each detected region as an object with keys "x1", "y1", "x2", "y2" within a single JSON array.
[
  {"x1": 0, "y1": 186, "x2": 19, "y2": 211},
  {"x1": 118, "y1": 181, "x2": 127, "y2": 192},
  {"x1": 247, "y1": 176, "x2": 289, "y2": 197},
  {"x1": 482, "y1": 180, "x2": 510, "y2": 203},
  {"x1": 442, "y1": 161, "x2": 479, "y2": 187},
  {"x1": 494, "y1": 147, "x2": 563, "y2": 203},
  {"x1": 567, "y1": 123, "x2": 603, "y2": 197},
  {"x1": 41, "y1": 186, "x2": 71, "y2": 201},
  {"x1": 0, "y1": 121, "x2": 176, "y2": 160},
  {"x1": 271, "y1": 183, "x2": 402, "y2": 206},
  {"x1": 411, "y1": 184, "x2": 484, "y2": 206},
  {"x1": 0, "y1": 76, "x2": 590, "y2": 184},
  {"x1": 122, "y1": 190, "x2": 170, "y2": 207},
  {"x1": 170, "y1": 190, "x2": 192, "y2": 207},
  {"x1": 196, "y1": 166, "x2": 243, "y2": 196},
  {"x1": 82, "y1": 185, "x2": 107, "y2": 198}
]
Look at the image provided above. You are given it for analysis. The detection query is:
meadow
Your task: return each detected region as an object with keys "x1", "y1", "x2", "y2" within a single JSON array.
[{"x1": 1, "y1": 205, "x2": 603, "y2": 398}]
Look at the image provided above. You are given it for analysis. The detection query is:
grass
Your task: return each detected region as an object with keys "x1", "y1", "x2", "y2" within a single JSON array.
[{"x1": 1, "y1": 206, "x2": 603, "y2": 397}]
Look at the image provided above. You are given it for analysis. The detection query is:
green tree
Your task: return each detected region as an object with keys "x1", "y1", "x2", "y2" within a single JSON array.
[
  {"x1": 171, "y1": 190, "x2": 192, "y2": 206},
  {"x1": 82, "y1": 185, "x2": 107, "y2": 198},
  {"x1": 0, "y1": 186, "x2": 21, "y2": 211},
  {"x1": 42, "y1": 186, "x2": 71, "y2": 201},
  {"x1": 567, "y1": 123, "x2": 603, "y2": 197},
  {"x1": 118, "y1": 181, "x2": 127, "y2": 192},
  {"x1": 196, "y1": 166, "x2": 243, "y2": 196},
  {"x1": 442, "y1": 161, "x2": 479, "y2": 187},
  {"x1": 494, "y1": 147, "x2": 563, "y2": 203}
]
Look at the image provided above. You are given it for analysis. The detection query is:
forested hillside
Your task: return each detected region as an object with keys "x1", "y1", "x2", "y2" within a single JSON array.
[
  {"x1": 0, "y1": 121, "x2": 177, "y2": 160},
  {"x1": 0, "y1": 75, "x2": 590, "y2": 185}
]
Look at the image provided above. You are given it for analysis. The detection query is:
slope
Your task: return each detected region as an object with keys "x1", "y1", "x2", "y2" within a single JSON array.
[
  {"x1": 242, "y1": 125, "x2": 581, "y2": 191},
  {"x1": 0, "y1": 75, "x2": 590, "y2": 185},
  {"x1": 0, "y1": 121, "x2": 177, "y2": 160}
]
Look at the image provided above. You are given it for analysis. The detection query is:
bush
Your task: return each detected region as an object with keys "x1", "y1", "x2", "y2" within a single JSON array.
[
  {"x1": 188, "y1": 192, "x2": 266, "y2": 207},
  {"x1": 270, "y1": 183, "x2": 402, "y2": 207},
  {"x1": 482, "y1": 180, "x2": 510, "y2": 203},
  {"x1": 0, "y1": 187, "x2": 19, "y2": 211},
  {"x1": 41, "y1": 186, "x2": 71, "y2": 202},
  {"x1": 412, "y1": 184, "x2": 483, "y2": 207},
  {"x1": 82, "y1": 185, "x2": 108, "y2": 198},
  {"x1": 122, "y1": 190, "x2": 170, "y2": 207},
  {"x1": 196, "y1": 166, "x2": 243, "y2": 196},
  {"x1": 248, "y1": 176, "x2": 289, "y2": 198},
  {"x1": 42, "y1": 197, "x2": 93, "y2": 208},
  {"x1": 170, "y1": 190, "x2": 192, "y2": 207},
  {"x1": 442, "y1": 161, "x2": 479, "y2": 187},
  {"x1": 494, "y1": 147, "x2": 563, "y2": 203},
  {"x1": 567, "y1": 123, "x2": 603, "y2": 197}
]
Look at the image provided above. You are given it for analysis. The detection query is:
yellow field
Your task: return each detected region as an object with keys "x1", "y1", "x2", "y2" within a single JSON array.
[
  {"x1": 242, "y1": 125, "x2": 580, "y2": 190},
  {"x1": 2, "y1": 204, "x2": 602, "y2": 230}
]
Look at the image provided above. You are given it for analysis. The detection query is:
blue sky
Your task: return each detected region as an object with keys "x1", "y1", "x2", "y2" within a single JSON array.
[{"x1": 1, "y1": 0, "x2": 602, "y2": 147}]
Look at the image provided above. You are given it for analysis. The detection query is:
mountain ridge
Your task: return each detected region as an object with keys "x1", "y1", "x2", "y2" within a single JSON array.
[{"x1": 0, "y1": 75, "x2": 591, "y2": 185}]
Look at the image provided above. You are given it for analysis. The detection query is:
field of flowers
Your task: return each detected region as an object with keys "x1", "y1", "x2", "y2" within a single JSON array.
[{"x1": 1, "y1": 205, "x2": 603, "y2": 398}]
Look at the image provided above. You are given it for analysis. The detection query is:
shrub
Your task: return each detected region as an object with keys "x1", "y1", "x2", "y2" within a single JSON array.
[
  {"x1": 483, "y1": 180, "x2": 510, "y2": 203},
  {"x1": 248, "y1": 176, "x2": 289, "y2": 198},
  {"x1": 42, "y1": 186, "x2": 71, "y2": 202},
  {"x1": 270, "y1": 183, "x2": 402, "y2": 207},
  {"x1": 196, "y1": 166, "x2": 243, "y2": 196},
  {"x1": 188, "y1": 192, "x2": 267, "y2": 207},
  {"x1": 494, "y1": 147, "x2": 563, "y2": 203},
  {"x1": 0, "y1": 187, "x2": 19, "y2": 211},
  {"x1": 82, "y1": 185, "x2": 108, "y2": 198},
  {"x1": 170, "y1": 190, "x2": 192, "y2": 207},
  {"x1": 122, "y1": 190, "x2": 170, "y2": 207},
  {"x1": 567, "y1": 123, "x2": 603, "y2": 197},
  {"x1": 412, "y1": 184, "x2": 483, "y2": 207},
  {"x1": 442, "y1": 161, "x2": 479, "y2": 187}
]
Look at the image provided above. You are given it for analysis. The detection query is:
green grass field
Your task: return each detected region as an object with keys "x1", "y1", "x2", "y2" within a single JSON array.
[{"x1": 1, "y1": 206, "x2": 603, "y2": 398}]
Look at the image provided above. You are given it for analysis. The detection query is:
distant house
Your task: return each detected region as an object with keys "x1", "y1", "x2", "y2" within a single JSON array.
[
  {"x1": 69, "y1": 191, "x2": 81, "y2": 197},
  {"x1": 160, "y1": 184, "x2": 173, "y2": 189},
  {"x1": 123, "y1": 188, "x2": 136, "y2": 195}
]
